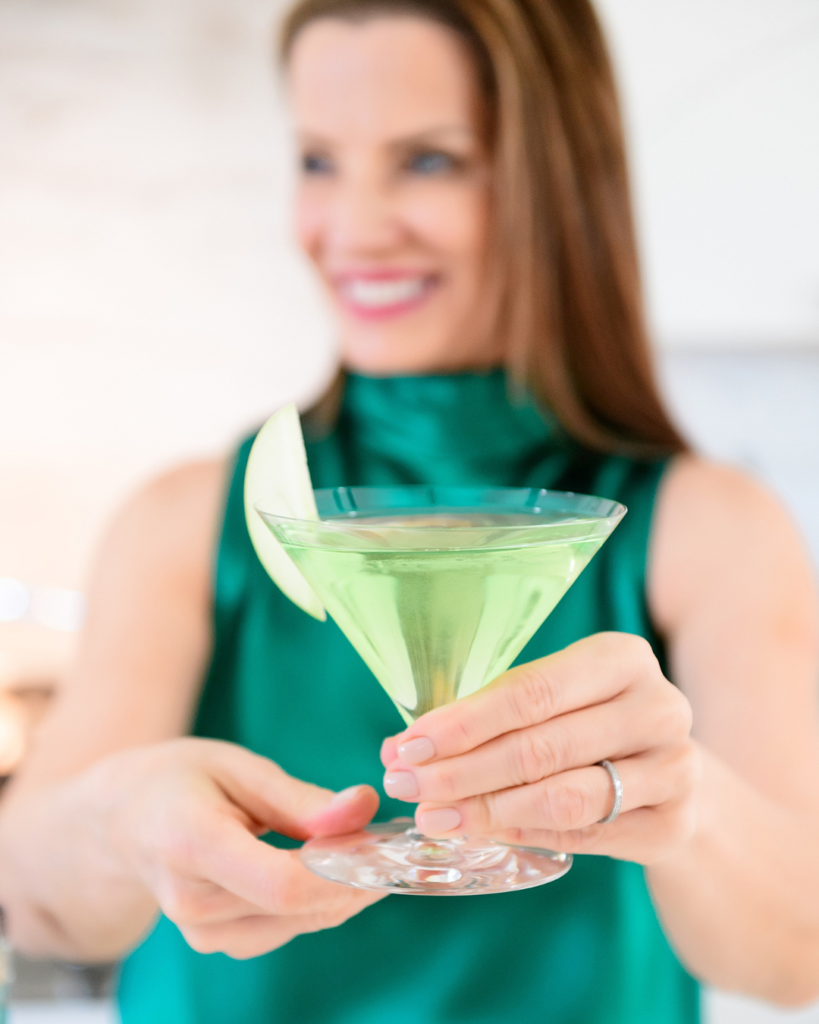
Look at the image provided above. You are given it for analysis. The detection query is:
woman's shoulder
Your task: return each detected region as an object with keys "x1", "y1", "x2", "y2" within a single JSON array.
[
  {"x1": 654, "y1": 453, "x2": 787, "y2": 533},
  {"x1": 129, "y1": 458, "x2": 228, "y2": 523},
  {"x1": 93, "y1": 457, "x2": 230, "y2": 603},
  {"x1": 116, "y1": 457, "x2": 228, "y2": 541},
  {"x1": 648, "y1": 454, "x2": 816, "y2": 636}
]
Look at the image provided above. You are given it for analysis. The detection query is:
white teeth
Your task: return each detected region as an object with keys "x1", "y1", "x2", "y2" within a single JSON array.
[{"x1": 343, "y1": 277, "x2": 427, "y2": 308}]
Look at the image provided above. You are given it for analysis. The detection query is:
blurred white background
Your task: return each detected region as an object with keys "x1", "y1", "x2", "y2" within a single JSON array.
[{"x1": 1, "y1": 0, "x2": 818, "y2": 1020}]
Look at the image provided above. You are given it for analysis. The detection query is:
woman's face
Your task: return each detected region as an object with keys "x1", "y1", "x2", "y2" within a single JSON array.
[{"x1": 289, "y1": 16, "x2": 499, "y2": 375}]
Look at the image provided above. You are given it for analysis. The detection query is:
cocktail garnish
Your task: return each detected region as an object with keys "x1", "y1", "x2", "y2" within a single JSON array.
[{"x1": 244, "y1": 404, "x2": 326, "y2": 620}]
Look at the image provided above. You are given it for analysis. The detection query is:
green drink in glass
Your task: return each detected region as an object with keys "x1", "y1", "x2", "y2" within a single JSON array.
[{"x1": 257, "y1": 485, "x2": 625, "y2": 894}]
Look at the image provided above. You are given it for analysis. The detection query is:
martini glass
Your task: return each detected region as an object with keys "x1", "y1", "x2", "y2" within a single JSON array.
[{"x1": 258, "y1": 486, "x2": 625, "y2": 894}]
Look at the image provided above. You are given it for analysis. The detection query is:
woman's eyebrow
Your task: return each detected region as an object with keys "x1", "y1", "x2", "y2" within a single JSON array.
[
  {"x1": 386, "y1": 125, "x2": 475, "y2": 149},
  {"x1": 296, "y1": 125, "x2": 475, "y2": 146},
  {"x1": 295, "y1": 130, "x2": 333, "y2": 147}
]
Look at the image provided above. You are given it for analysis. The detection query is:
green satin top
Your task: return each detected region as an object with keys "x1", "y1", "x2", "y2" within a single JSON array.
[{"x1": 118, "y1": 371, "x2": 699, "y2": 1024}]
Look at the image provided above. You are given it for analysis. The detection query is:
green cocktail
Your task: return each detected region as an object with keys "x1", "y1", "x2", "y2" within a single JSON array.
[{"x1": 258, "y1": 486, "x2": 625, "y2": 895}]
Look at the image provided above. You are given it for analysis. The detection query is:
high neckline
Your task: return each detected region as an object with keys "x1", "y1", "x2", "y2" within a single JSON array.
[{"x1": 335, "y1": 370, "x2": 566, "y2": 487}]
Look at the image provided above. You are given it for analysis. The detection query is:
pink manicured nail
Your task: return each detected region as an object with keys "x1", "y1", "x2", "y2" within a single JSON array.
[
  {"x1": 417, "y1": 808, "x2": 462, "y2": 834},
  {"x1": 383, "y1": 772, "x2": 419, "y2": 799},
  {"x1": 330, "y1": 785, "x2": 364, "y2": 805},
  {"x1": 397, "y1": 736, "x2": 436, "y2": 765}
]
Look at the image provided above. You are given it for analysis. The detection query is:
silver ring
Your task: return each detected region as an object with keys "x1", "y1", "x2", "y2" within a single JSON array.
[{"x1": 597, "y1": 760, "x2": 623, "y2": 824}]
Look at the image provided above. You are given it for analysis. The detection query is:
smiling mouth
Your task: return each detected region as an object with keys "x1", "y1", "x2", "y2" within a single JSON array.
[{"x1": 337, "y1": 275, "x2": 436, "y2": 319}]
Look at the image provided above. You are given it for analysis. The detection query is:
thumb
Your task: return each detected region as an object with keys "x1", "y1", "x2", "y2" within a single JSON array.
[
  {"x1": 301, "y1": 784, "x2": 380, "y2": 839},
  {"x1": 207, "y1": 742, "x2": 378, "y2": 840}
]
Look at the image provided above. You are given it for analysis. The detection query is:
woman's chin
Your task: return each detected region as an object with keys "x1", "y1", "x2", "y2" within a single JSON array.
[
  {"x1": 339, "y1": 333, "x2": 502, "y2": 377},
  {"x1": 339, "y1": 339, "x2": 452, "y2": 377}
]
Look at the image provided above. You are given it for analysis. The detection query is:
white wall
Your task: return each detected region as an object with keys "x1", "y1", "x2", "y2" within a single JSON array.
[
  {"x1": 0, "y1": 0, "x2": 333, "y2": 600},
  {"x1": 597, "y1": 0, "x2": 819, "y2": 349}
]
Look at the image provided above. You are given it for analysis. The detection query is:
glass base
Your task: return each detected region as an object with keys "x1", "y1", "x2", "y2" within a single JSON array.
[{"x1": 300, "y1": 818, "x2": 572, "y2": 895}]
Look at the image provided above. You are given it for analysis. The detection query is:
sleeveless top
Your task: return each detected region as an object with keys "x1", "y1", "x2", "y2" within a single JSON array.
[{"x1": 118, "y1": 371, "x2": 699, "y2": 1024}]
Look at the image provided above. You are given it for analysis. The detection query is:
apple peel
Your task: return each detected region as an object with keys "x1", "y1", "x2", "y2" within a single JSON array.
[{"x1": 244, "y1": 403, "x2": 326, "y2": 620}]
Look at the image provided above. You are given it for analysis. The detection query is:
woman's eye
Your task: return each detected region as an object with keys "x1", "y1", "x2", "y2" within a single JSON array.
[
  {"x1": 405, "y1": 151, "x2": 458, "y2": 175},
  {"x1": 301, "y1": 152, "x2": 334, "y2": 175}
]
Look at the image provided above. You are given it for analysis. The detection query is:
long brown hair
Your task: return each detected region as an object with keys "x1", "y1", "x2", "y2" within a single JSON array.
[{"x1": 281, "y1": 0, "x2": 687, "y2": 456}]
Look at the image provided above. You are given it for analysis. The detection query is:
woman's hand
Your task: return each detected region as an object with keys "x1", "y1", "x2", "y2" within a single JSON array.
[
  {"x1": 381, "y1": 633, "x2": 700, "y2": 864},
  {"x1": 81, "y1": 738, "x2": 384, "y2": 958}
]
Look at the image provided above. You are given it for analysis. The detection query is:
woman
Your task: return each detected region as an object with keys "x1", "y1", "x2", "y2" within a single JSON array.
[{"x1": 1, "y1": 0, "x2": 818, "y2": 1021}]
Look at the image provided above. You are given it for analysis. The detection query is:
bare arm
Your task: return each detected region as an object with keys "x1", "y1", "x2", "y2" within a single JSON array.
[
  {"x1": 29, "y1": 461, "x2": 223, "y2": 780},
  {"x1": 646, "y1": 456, "x2": 819, "y2": 1004},
  {"x1": 0, "y1": 460, "x2": 381, "y2": 960},
  {"x1": 0, "y1": 461, "x2": 224, "y2": 956}
]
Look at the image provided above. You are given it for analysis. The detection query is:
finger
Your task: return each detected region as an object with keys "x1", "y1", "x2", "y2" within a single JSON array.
[
  {"x1": 415, "y1": 746, "x2": 695, "y2": 837},
  {"x1": 182, "y1": 914, "x2": 305, "y2": 958},
  {"x1": 157, "y1": 826, "x2": 381, "y2": 927},
  {"x1": 384, "y1": 686, "x2": 688, "y2": 804},
  {"x1": 485, "y1": 800, "x2": 697, "y2": 865},
  {"x1": 387, "y1": 633, "x2": 658, "y2": 763},
  {"x1": 380, "y1": 736, "x2": 399, "y2": 768},
  {"x1": 153, "y1": 874, "x2": 273, "y2": 927},
  {"x1": 203, "y1": 741, "x2": 377, "y2": 840},
  {"x1": 181, "y1": 887, "x2": 384, "y2": 959},
  {"x1": 193, "y1": 820, "x2": 374, "y2": 916},
  {"x1": 301, "y1": 785, "x2": 380, "y2": 838}
]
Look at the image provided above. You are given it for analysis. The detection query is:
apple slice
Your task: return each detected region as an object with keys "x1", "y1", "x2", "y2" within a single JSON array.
[{"x1": 244, "y1": 404, "x2": 326, "y2": 620}]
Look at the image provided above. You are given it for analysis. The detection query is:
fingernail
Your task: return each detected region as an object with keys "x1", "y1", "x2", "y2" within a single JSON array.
[
  {"x1": 330, "y1": 785, "x2": 364, "y2": 805},
  {"x1": 417, "y1": 807, "x2": 462, "y2": 835},
  {"x1": 397, "y1": 736, "x2": 436, "y2": 765},
  {"x1": 383, "y1": 772, "x2": 419, "y2": 799}
]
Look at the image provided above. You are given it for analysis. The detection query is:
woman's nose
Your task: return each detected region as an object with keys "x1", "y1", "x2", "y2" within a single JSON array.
[{"x1": 326, "y1": 173, "x2": 404, "y2": 256}]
